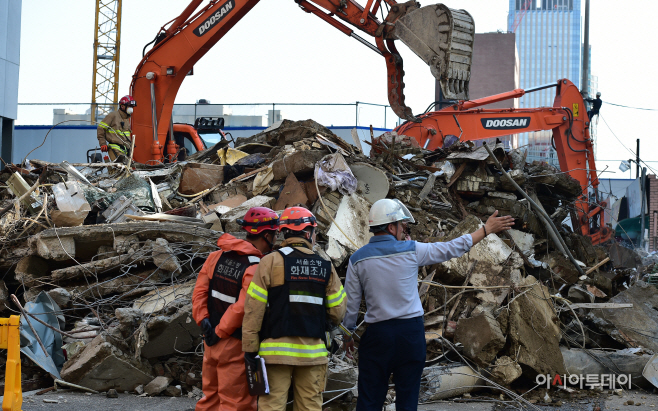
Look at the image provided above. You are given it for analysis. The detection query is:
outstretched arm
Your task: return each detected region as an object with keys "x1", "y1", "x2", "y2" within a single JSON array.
[{"x1": 470, "y1": 210, "x2": 515, "y2": 246}]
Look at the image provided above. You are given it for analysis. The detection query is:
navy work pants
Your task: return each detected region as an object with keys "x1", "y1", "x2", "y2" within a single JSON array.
[{"x1": 356, "y1": 316, "x2": 426, "y2": 411}]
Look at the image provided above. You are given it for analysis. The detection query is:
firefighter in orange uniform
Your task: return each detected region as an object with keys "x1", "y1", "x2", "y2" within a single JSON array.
[
  {"x1": 192, "y1": 207, "x2": 279, "y2": 411},
  {"x1": 242, "y1": 207, "x2": 347, "y2": 411}
]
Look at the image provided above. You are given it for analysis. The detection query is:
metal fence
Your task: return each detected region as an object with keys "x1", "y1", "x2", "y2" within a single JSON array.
[{"x1": 17, "y1": 102, "x2": 400, "y2": 130}]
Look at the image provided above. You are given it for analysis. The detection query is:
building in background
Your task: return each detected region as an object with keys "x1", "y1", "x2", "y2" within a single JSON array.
[
  {"x1": 53, "y1": 99, "x2": 275, "y2": 128},
  {"x1": 440, "y1": 32, "x2": 520, "y2": 149},
  {"x1": 0, "y1": 0, "x2": 21, "y2": 166},
  {"x1": 508, "y1": 0, "x2": 595, "y2": 167}
]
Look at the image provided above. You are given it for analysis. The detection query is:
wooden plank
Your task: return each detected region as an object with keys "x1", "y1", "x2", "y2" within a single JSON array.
[
  {"x1": 585, "y1": 257, "x2": 610, "y2": 275},
  {"x1": 569, "y1": 303, "x2": 633, "y2": 309},
  {"x1": 447, "y1": 162, "x2": 468, "y2": 188}
]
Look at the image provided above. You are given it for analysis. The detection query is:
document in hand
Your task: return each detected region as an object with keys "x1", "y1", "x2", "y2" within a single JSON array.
[{"x1": 245, "y1": 354, "x2": 270, "y2": 396}]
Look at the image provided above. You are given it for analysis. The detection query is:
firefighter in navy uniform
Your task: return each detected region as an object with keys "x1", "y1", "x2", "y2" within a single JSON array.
[
  {"x1": 242, "y1": 207, "x2": 347, "y2": 411},
  {"x1": 192, "y1": 207, "x2": 279, "y2": 411}
]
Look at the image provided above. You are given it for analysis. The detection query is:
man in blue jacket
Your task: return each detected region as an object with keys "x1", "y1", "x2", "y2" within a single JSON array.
[{"x1": 343, "y1": 198, "x2": 514, "y2": 411}]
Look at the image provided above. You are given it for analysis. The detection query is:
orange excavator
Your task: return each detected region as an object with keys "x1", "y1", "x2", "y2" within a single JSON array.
[
  {"x1": 130, "y1": 0, "x2": 475, "y2": 165},
  {"x1": 395, "y1": 78, "x2": 612, "y2": 245}
]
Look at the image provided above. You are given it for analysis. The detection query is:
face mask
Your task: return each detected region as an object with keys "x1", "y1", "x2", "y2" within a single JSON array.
[{"x1": 127, "y1": 107, "x2": 133, "y2": 115}]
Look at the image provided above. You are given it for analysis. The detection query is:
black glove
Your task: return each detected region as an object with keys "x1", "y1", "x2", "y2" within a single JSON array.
[{"x1": 201, "y1": 318, "x2": 220, "y2": 346}]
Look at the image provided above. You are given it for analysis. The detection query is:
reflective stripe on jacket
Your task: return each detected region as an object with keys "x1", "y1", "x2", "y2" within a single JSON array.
[{"x1": 242, "y1": 237, "x2": 346, "y2": 366}]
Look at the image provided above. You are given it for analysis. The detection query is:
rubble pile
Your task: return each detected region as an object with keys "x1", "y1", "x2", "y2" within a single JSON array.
[{"x1": 1, "y1": 119, "x2": 657, "y2": 405}]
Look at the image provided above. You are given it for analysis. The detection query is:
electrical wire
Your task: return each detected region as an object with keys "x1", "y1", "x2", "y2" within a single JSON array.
[
  {"x1": 604, "y1": 101, "x2": 658, "y2": 111},
  {"x1": 599, "y1": 114, "x2": 658, "y2": 176}
]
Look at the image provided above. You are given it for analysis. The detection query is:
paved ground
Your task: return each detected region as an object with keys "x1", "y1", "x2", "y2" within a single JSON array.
[
  {"x1": 12, "y1": 389, "x2": 198, "y2": 411},
  {"x1": 5, "y1": 388, "x2": 658, "y2": 410}
]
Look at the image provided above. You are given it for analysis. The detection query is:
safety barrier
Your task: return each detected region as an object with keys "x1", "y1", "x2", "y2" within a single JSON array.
[{"x1": 0, "y1": 316, "x2": 21, "y2": 411}]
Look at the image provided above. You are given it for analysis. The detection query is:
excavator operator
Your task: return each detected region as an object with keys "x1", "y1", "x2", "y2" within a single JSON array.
[
  {"x1": 192, "y1": 207, "x2": 279, "y2": 411},
  {"x1": 97, "y1": 95, "x2": 136, "y2": 161}
]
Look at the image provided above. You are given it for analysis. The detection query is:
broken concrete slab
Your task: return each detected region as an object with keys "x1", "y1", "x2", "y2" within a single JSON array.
[
  {"x1": 151, "y1": 238, "x2": 181, "y2": 273},
  {"x1": 30, "y1": 222, "x2": 219, "y2": 262},
  {"x1": 608, "y1": 243, "x2": 642, "y2": 269},
  {"x1": 324, "y1": 358, "x2": 357, "y2": 403},
  {"x1": 434, "y1": 215, "x2": 513, "y2": 285},
  {"x1": 489, "y1": 356, "x2": 522, "y2": 385},
  {"x1": 34, "y1": 236, "x2": 76, "y2": 261},
  {"x1": 51, "y1": 253, "x2": 143, "y2": 282},
  {"x1": 325, "y1": 193, "x2": 372, "y2": 253},
  {"x1": 144, "y1": 376, "x2": 172, "y2": 396},
  {"x1": 561, "y1": 347, "x2": 655, "y2": 389},
  {"x1": 133, "y1": 281, "x2": 195, "y2": 315},
  {"x1": 272, "y1": 149, "x2": 326, "y2": 181},
  {"x1": 220, "y1": 195, "x2": 275, "y2": 232},
  {"x1": 15, "y1": 255, "x2": 51, "y2": 287},
  {"x1": 178, "y1": 163, "x2": 224, "y2": 196},
  {"x1": 586, "y1": 281, "x2": 658, "y2": 352},
  {"x1": 68, "y1": 269, "x2": 162, "y2": 300},
  {"x1": 140, "y1": 304, "x2": 201, "y2": 359},
  {"x1": 326, "y1": 237, "x2": 349, "y2": 267},
  {"x1": 46, "y1": 288, "x2": 71, "y2": 308},
  {"x1": 487, "y1": 191, "x2": 516, "y2": 201},
  {"x1": 506, "y1": 229, "x2": 534, "y2": 254},
  {"x1": 541, "y1": 252, "x2": 581, "y2": 285},
  {"x1": 454, "y1": 311, "x2": 506, "y2": 367},
  {"x1": 503, "y1": 275, "x2": 565, "y2": 377},
  {"x1": 60, "y1": 334, "x2": 153, "y2": 392}
]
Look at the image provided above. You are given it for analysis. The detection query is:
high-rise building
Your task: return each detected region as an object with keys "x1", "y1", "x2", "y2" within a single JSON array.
[{"x1": 508, "y1": 0, "x2": 591, "y2": 167}]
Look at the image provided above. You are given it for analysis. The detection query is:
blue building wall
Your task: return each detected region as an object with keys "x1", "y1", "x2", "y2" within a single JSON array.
[
  {"x1": 13, "y1": 125, "x2": 389, "y2": 164},
  {"x1": 0, "y1": 0, "x2": 22, "y2": 165}
]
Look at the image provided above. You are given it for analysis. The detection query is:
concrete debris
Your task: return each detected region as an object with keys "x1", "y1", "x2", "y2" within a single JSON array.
[
  {"x1": 586, "y1": 281, "x2": 658, "y2": 352},
  {"x1": 489, "y1": 356, "x2": 522, "y2": 385},
  {"x1": 60, "y1": 334, "x2": 153, "y2": 392},
  {"x1": 562, "y1": 347, "x2": 656, "y2": 389},
  {"x1": 454, "y1": 311, "x2": 506, "y2": 367},
  {"x1": 503, "y1": 275, "x2": 566, "y2": 376},
  {"x1": 144, "y1": 376, "x2": 173, "y2": 396},
  {"x1": 0, "y1": 118, "x2": 650, "y2": 402},
  {"x1": 421, "y1": 364, "x2": 484, "y2": 401}
]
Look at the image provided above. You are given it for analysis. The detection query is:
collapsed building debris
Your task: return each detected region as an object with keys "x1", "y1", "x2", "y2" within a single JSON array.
[{"x1": 1, "y1": 118, "x2": 656, "y2": 406}]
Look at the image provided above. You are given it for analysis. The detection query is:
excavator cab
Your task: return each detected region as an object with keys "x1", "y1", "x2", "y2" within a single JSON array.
[{"x1": 167, "y1": 117, "x2": 227, "y2": 162}]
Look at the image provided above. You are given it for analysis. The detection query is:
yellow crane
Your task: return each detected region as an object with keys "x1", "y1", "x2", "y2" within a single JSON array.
[{"x1": 91, "y1": 0, "x2": 122, "y2": 124}]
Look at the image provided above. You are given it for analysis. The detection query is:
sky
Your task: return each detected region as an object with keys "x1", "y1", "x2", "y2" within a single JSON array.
[{"x1": 16, "y1": 0, "x2": 658, "y2": 180}]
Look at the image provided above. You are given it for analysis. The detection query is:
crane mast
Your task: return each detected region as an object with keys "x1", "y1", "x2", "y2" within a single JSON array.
[{"x1": 91, "y1": 0, "x2": 123, "y2": 124}]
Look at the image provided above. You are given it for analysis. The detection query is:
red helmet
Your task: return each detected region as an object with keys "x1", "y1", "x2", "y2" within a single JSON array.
[
  {"x1": 119, "y1": 95, "x2": 136, "y2": 107},
  {"x1": 238, "y1": 207, "x2": 279, "y2": 235},
  {"x1": 278, "y1": 207, "x2": 317, "y2": 232}
]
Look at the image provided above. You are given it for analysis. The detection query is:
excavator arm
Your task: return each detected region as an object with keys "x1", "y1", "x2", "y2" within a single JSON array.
[
  {"x1": 396, "y1": 79, "x2": 611, "y2": 245},
  {"x1": 130, "y1": 0, "x2": 475, "y2": 164}
]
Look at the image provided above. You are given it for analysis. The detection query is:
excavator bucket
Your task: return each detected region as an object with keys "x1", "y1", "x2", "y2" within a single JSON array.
[{"x1": 392, "y1": 4, "x2": 475, "y2": 101}]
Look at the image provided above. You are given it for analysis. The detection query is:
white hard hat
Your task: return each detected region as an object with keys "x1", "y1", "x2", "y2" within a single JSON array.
[
  {"x1": 368, "y1": 198, "x2": 416, "y2": 227},
  {"x1": 596, "y1": 92, "x2": 601, "y2": 97}
]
